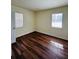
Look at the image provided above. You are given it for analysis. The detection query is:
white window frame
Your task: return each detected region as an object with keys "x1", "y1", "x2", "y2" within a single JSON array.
[
  {"x1": 51, "y1": 13, "x2": 63, "y2": 28},
  {"x1": 15, "y1": 12, "x2": 23, "y2": 28}
]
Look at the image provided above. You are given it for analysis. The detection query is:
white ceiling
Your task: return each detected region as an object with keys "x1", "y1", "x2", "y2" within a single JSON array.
[{"x1": 12, "y1": 0, "x2": 68, "y2": 11}]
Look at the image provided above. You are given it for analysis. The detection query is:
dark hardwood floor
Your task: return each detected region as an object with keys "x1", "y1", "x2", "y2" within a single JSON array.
[{"x1": 12, "y1": 31, "x2": 68, "y2": 59}]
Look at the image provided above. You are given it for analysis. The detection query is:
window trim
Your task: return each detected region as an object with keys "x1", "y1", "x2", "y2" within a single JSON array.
[
  {"x1": 51, "y1": 13, "x2": 63, "y2": 28},
  {"x1": 15, "y1": 12, "x2": 24, "y2": 28}
]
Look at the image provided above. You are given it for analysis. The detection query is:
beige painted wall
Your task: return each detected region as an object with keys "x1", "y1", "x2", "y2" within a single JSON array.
[
  {"x1": 35, "y1": 6, "x2": 68, "y2": 40},
  {"x1": 12, "y1": 5, "x2": 68, "y2": 40},
  {"x1": 12, "y1": 5, "x2": 35, "y2": 37}
]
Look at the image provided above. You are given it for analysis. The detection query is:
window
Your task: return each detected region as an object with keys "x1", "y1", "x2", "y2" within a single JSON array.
[
  {"x1": 15, "y1": 12, "x2": 23, "y2": 28},
  {"x1": 52, "y1": 13, "x2": 63, "y2": 28}
]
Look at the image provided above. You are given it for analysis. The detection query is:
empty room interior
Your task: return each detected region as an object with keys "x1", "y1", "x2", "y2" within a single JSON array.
[{"x1": 11, "y1": 0, "x2": 68, "y2": 59}]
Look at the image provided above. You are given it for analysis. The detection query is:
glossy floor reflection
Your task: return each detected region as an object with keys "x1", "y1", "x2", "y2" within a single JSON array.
[
  {"x1": 50, "y1": 41, "x2": 64, "y2": 49},
  {"x1": 12, "y1": 31, "x2": 68, "y2": 59}
]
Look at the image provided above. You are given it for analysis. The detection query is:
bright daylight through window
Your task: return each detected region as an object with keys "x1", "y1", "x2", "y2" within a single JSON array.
[{"x1": 52, "y1": 13, "x2": 63, "y2": 28}]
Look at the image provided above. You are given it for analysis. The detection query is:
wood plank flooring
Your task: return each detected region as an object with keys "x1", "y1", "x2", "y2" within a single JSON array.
[{"x1": 12, "y1": 31, "x2": 68, "y2": 59}]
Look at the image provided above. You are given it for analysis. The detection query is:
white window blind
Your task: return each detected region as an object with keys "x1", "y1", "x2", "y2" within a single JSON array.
[
  {"x1": 52, "y1": 13, "x2": 63, "y2": 28},
  {"x1": 15, "y1": 12, "x2": 23, "y2": 28}
]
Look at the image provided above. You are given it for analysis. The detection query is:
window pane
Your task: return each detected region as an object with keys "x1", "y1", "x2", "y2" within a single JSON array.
[
  {"x1": 52, "y1": 13, "x2": 63, "y2": 28},
  {"x1": 15, "y1": 12, "x2": 23, "y2": 28}
]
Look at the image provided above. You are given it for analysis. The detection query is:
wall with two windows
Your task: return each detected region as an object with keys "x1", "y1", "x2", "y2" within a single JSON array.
[
  {"x1": 11, "y1": 5, "x2": 68, "y2": 40},
  {"x1": 35, "y1": 6, "x2": 68, "y2": 40}
]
